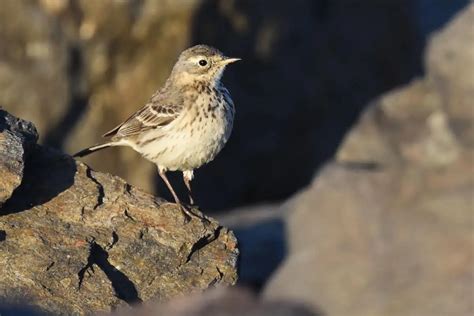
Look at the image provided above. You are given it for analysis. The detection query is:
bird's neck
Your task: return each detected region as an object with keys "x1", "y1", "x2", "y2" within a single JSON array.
[{"x1": 167, "y1": 71, "x2": 221, "y2": 90}]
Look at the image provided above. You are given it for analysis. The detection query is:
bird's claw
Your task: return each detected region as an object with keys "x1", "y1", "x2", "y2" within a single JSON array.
[
  {"x1": 179, "y1": 204, "x2": 193, "y2": 224},
  {"x1": 179, "y1": 203, "x2": 210, "y2": 225}
]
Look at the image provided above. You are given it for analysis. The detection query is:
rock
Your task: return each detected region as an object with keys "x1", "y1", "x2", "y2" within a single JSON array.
[
  {"x1": 0, "y1": 126, "x2": 24, "y2": 205},
  {"x1": 0, "y1": 110, "x2": 238, "y2": 315},
  {"x1": 264, "y1": 6, "x2": 474, "y2": 316},
  {"x1": 0, "y1": 109, "x2": 38, "y2": 205},
  {"x1": 336, "y1": 79, "x2": 463, "y2": 168},
  {"x1": 426, "y1": 3, "x2": 474, "y2": 146}
]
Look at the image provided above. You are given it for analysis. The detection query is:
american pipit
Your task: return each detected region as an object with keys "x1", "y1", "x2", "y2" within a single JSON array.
[{"x1": 74, "y1": 45, "x2": 239, "y2": 220}]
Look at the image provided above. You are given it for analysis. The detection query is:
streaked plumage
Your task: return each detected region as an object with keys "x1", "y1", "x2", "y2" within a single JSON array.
[{"x1": 74, "y1": 45, "x2": 239, "y2": 221}]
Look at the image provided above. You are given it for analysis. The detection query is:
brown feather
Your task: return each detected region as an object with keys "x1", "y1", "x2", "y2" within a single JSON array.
[{"x1": 102, "y1": 99, "x2": 182, "y2": 140}]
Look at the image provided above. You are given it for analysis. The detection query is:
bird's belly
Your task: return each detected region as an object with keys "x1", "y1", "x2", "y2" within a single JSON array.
[{"x1": 139, "y1": 113, "x2": 232, "y2": 171}]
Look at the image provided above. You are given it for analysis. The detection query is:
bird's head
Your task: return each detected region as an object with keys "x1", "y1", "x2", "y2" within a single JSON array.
[{"x1": 170, "y1": 45, "x2": 240, "y2": 86}]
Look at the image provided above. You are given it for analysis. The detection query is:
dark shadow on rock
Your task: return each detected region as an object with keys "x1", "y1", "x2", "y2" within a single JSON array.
[
  {"x1": 233, "y1": 218, "x2": 286, "y2": 289},
  {"x1": 0, "y1": 146, "x2": 77, "y2": 215},
  {"x1": 79, "y1": 242, "x2": 142, "y2": 305},
  {"x1": 187, "y1": 226, "x2": 222, "y2": 263},
  {"x1": 183, "y1": 0, "x2": 423, "y2": 212}
]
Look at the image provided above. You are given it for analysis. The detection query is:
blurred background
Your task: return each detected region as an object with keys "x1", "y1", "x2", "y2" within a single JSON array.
[{"x1": 0, "y1": 0, "x2": 472, "y2": 315}]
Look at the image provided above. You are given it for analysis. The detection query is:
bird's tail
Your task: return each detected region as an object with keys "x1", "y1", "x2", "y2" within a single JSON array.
[{"x1": 73, "y1": 143, "x2": 114, "y2": 158}]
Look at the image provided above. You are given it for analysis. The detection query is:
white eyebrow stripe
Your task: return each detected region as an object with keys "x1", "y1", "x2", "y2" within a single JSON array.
[{"x1": 188, "y1": 55, "x2": 207, "y2": 63}]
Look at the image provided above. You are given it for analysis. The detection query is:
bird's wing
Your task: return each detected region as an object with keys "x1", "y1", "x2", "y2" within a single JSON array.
[{"x1": 102, "y1": 96, "x2": 183, "y2": 139}]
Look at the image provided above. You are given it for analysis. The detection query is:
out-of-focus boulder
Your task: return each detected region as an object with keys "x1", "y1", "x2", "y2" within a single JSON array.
[
  {"x1": 0, "y1": 1, "x2": 69, "y2": 143},
  {"x1": 111, "y1": 287, "x2": 318, "y2": 316},
  {"x1": 264, "y1": 5, "x2": 474, "y2": 316},
  {"x1": 426, "y1": 3, "x2": 474, "y2": 146}
]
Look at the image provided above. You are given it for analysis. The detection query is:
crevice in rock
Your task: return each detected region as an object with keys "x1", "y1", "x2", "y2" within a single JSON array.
[
  {"x1": 208, "y1": 266, "x2": 224, "y2": 287},
  {"x1": 78, "y1": 241, "x2": 142, "y2": 304},
  {"x1": 106, "y1": 231, "x2": 119, "y2": 250},
  {"x1": 124, "y1": 183, "x2": 132, "y2": 195},
  {"x1": 123, "y1": 209, "x2": 136, "y2": 222},
  {"x1": 0, "y1": 229, "x2": 6, "y2": 241},
  {"x1": 45, "y1": 261, "x2": 55, "y2": 271},
  {"x1": 80, "y1": 206, "x2": 86, "y2": 221},
  {"x1": 186, "y1": 226, "x2": 222, "y2": 263},
  {"x1": 85, "y1": 168, "x2": 104, "y2": 209},
  {"x1": 138, "y1": 228, "x2": 146, "y2": 240},
  {"x1": 40, "y1": 282, "x2": 54, "y2": 295}
]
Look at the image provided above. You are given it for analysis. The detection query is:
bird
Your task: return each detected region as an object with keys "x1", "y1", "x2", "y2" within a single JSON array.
[{"x1": 74, "y1": 44, "x2": 239, "y2": 221}]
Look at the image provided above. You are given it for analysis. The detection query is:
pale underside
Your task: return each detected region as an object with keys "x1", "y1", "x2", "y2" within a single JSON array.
[{"x1": 104, "y1": 85, "x2": 234, "y2": 172}]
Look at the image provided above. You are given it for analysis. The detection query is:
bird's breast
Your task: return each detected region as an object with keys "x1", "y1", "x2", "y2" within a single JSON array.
[{"x1": 140, "y1": 89, "x2": 234, "y2": 171}]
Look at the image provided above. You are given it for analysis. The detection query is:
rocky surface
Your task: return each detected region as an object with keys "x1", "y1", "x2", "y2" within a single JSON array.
[
  {"x1": 0, "y1": 110, "x2": 238, "y2": 315},
  {"x1": 264, "y1": 5, "x2": 474, "y2": 316},
  {"x1": 0, "y1": 0, "x2": 422, "y2": 210},
  {"x1": 0, "y1": 109, "x2": 38, "y2": 205}
]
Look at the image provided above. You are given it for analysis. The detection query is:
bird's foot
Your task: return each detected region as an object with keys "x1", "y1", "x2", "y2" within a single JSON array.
[
  {"x1": 179, "y1": 204, "x2": 193, "y2": 224},
  {"x1": 160, "y1": 200, "x2": 210, "y2": 225},
  {"x1": 179, "y1": 203, "x2": 210, "y2": 225}
]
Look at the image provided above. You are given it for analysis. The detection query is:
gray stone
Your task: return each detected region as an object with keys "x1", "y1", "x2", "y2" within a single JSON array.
[
  {"x1": 264, "y1": 6, "x2": 474, "y2": 316},
  {"x1": 0, "y1": 109, "x2": 38, "y2": 205}
]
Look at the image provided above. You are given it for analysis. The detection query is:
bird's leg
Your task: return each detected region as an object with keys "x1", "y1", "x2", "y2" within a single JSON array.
[
  {"x1": 157, "y1": 166, "x2": 192, "y2": 222},
  {"x1": 182, "y1": 170, "x2": 209, "y2": 224},
  {"x1": 183, "y1": 170, "x2": 195, "y2": 205}
]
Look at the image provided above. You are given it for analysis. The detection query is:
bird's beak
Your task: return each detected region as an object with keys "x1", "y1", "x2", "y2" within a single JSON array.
[{"x1": 221, "y1": 57, "x2": 241, "y2": 65}]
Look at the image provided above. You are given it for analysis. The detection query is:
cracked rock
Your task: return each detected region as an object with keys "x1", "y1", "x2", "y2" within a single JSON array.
[
  {"x1": 0, "y1": 110, "x2": 238, "y2": 315},
  {"x1": 0, "y1": 109, "x2": 38, "y2": 205}
]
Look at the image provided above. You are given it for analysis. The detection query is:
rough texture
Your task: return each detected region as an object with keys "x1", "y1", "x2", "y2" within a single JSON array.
[
  {"x1": 0, "y1": 110, "x2": 238, "y2": 315},
  {"x1": 264, "y1": 6, "x2": 474, "y2": 316},
  {"x1": 0, "y1": 109, "x2": 38, "y2": 205},
  {"x1": 0, "y1": 0, "x2": 421, "y2": 210},
  {"x1": 0, "y1": 131, "x2": 23, "y2": 205}
]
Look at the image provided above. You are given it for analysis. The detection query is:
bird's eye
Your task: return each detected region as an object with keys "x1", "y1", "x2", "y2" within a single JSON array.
[{"x1": 198, "y1": 59, "x2": 208, "y2": 67}]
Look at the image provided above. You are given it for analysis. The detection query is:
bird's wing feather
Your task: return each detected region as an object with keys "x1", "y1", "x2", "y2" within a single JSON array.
[{"x1": 102, "y1": 95, "x2": 183, "y2": 139}]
